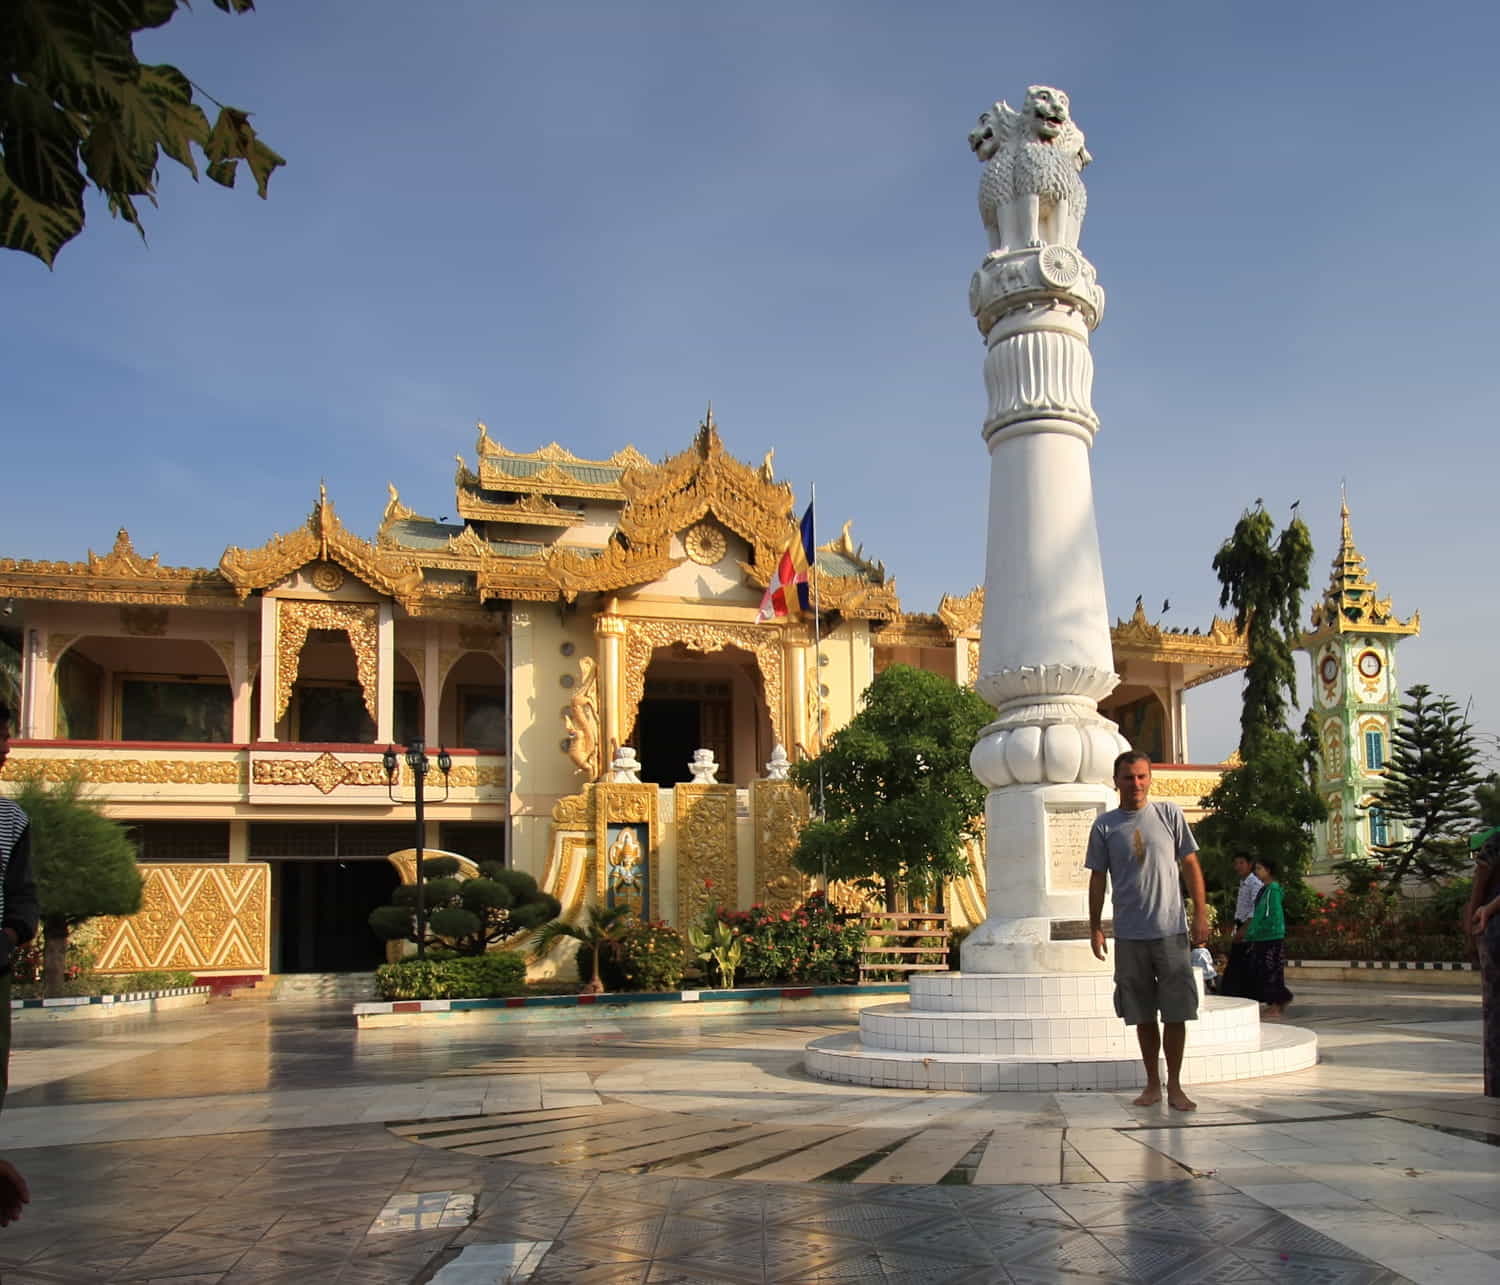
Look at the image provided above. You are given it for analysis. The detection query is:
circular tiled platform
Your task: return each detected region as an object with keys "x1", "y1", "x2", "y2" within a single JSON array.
[{"x1": 805, "y1": 971, "x2": 1318, "y2": 1091}]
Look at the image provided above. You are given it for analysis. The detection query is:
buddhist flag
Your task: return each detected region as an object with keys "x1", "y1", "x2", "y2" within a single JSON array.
[{"x1": 757, "y1": 502, "x2": 815, "y2": 622}]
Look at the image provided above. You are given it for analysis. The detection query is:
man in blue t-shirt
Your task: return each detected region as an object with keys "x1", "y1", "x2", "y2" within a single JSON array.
[{"x1": 1086, "y1": 750, "x2": 1209, "y2": 1111}]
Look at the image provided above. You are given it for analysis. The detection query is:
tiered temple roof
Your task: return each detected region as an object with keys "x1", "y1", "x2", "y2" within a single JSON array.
[{"x1": 1304, "y1": 500, "x2": 1420, "y2": 641}]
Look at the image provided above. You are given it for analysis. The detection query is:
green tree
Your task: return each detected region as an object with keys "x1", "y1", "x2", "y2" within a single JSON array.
[
  {"x1": 531, "y1": 903, "x2": 635, "y2": 994},
  {"x1": 789, "y1": 664, "x2": 992, "y2": 912},
  {"x1": 1, "y1": 0, "x2": 283, "y2": 266},
  {"x1": 12, "y1": 771, "x2": 142, "y2": 994},
  {"x1": 368, "y1": 858, "x2": 559, "y2": 957},
  {"x1": 1352, "y1": 685, "x2": 1482, "y2": 892},
  {"x1": 1195, "y1": 507, "x2": 1325, "y2": 909},
  {"x1": 1474, "y1": 771, "x2": 1500, "y2": 828}
]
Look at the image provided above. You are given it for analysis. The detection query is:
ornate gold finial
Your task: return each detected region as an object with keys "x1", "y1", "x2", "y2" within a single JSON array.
[
  {"x1": 759, "y1": 449, "x2": 775, "y2": 483},
  {"x1": 1306, "y1": 496, "x2": 1419, "y2": 638}
]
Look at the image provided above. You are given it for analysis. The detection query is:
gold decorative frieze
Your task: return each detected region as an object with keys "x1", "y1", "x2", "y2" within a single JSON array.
[
  {"x1": 274, "y1": 599, "x2": 379, "y2": 722},
  {"x1": 251, "y1": 751, "x2": 389, "y2": 794},
  {"x1": 751, "y1": 780, "x2": 812, "y2": 913},
  {"x1": 94, "y1": 863, "x2": 270, "y2": 975},
  {"x1": 0, "y1": 756, "x2": 245, "y2": 785},
  {"x1": 621, "y1": 618, "x2": 786, "y2": 749},
  {"x1": 675, "y1": 783, "x2": 737, "y2": 927},
  {"x1": 552, "y1": 789, "x2": 592, "y2": 828},
  {"x1": 456, "y1": 489, "x2": 585, "y2": 528},
  {"x1": 0, "y1": 530, "x2": 231, "y2": 607},
  {"x1": 1148, "y1": 773, "x2": 1223, "y2": 805},
  {"x1": 938, "y1": 585, "x2": 985, "y2": 635}
]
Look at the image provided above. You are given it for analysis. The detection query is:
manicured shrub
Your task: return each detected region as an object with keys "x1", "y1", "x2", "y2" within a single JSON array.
[{"x1": 375, "y1": 950, "x2": 526, "y2": 999}]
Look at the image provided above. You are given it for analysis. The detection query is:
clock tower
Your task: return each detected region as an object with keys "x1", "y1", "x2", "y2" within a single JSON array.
[{"x1": 1299, "y1": 500, "x2": 1420, "y2": 875}]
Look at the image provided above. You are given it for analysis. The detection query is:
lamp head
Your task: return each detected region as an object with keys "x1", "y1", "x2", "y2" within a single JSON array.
[
  {"x1": 405, "y1": 736, "x2": 425, "y2": 769},
  {"x1": 382, "y1": 745, "x2": 398, "y2": 779},
  {"x1": 437, "y1": 748, "x2": 452, "y2": 775}
]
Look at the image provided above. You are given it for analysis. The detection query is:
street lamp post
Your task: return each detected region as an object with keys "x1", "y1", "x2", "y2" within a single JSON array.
[{"x1": 383, "y1": 737, "x2": 452, "y2": 959}]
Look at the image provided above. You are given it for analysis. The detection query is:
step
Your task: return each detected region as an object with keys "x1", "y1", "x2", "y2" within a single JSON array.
[
  {"x1": 804, "y1": 1021, "x2": 1318, "y2": 1092},
  {"x1": 858, "y1": 995, "x2": 1262, "y2": 1057}
]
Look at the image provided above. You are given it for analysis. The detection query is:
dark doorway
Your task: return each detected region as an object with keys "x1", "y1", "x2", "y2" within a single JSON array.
[
  {"x1": 636, "y1": 698, "x2": 701, "y2": 786},
  {"x1": 277, "y1": 858, "x2": 398, "y2": 972}
]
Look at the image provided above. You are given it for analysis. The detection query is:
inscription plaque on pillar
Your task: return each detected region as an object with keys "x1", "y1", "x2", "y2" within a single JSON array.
[{"x1": 1046, "y1": 804, "x2": 1098, "y2": 892}]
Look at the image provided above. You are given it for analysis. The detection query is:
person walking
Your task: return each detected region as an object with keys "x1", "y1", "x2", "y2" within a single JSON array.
[
  {"x1": 1217, "y1": 855, "x2": 1262, "y2": 999},
  {"x1": 1465, "y1": 830, "x2": 1500, "y2": 1097},
  {"x1": 1245, "y1": 858, "x2": 1292, "y2": 1018},
  {"x1": 1087, "y1": 751, "x2": 1210, "y2": 1112}
]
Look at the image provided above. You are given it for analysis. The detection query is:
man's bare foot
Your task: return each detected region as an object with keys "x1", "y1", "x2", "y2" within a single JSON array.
[
  {"x1": 1132, "y1": 1086, "x2": 1162, "y2": 1106},
  {"x1": 1167, "y1": 1087, "x2": 1197, "y2": 1111}
]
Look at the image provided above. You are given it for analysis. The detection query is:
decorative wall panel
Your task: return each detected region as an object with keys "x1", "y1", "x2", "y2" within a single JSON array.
[{"x1": 94, "y1": 863, "x2": 270, "y2": 975}]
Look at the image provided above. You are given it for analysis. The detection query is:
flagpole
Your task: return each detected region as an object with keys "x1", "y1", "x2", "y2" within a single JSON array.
[{"x1": 809, "y1": 484, "x2": 827, "y2": 892}]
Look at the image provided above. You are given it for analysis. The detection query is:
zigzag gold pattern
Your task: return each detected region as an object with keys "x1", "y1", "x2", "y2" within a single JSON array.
[{"x1": 93, "y1": 864, "x2": 269, "y2": 975}]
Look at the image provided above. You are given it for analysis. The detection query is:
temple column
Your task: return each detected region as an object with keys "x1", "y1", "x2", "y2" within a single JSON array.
[
  {"x1": 375, "y1": 601, "x2": 395, "y2": 744},
  {"x1": 422, "y1": 621, "x2": 441, "y2": 747},
  {"x1": 22, "y1": 625, "x2": 53, "y2": 739},
  {"x1": 783, "y1": 632, "x2": 809, "y2": 757},
  {"x1": 961, "y1": 243, "x2": 1128, "y2": 975},
  {"x1": 229, "y1": 618, "x2": 252, "y2": 743},
  {"x1": 596, "y1": 610, "x2": 626, "y2": 757},
  {"x1": 257, "y1": 597, "x2": 278, "y2": 741}
]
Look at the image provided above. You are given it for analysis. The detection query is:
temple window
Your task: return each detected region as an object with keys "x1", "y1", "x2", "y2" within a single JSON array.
[
  {"x1": 293, "y1": 681, "x2": 374, "y2": 743},
  {"x1": 458, "y1": 687, "x2": 506, "y2": 750},
  {"x1": 119, "y1": 677, "x2": 231, "y2": 743},
  {"x1": 55, "y1": 648, "x2": 101, "y2": 739},
  {"x1": 1364, "y1": 729, "x2": 1385, "y2": 771},
  {"x1": 1369, "y1": 805, "x2": 1389, "y2": 846}
]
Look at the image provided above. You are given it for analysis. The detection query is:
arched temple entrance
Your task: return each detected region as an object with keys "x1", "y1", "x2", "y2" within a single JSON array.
[{"x1": 632, "y1": 644, "x2": 772, "y2": 785}]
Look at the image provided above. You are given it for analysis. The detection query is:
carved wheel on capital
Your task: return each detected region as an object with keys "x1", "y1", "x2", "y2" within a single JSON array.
[
  {"x1": 683, "y1": 521, "x2": 728, "y2": 566},
  {"x1": 310, "y1": 562, "x2": 346, "y2": 593},
  {"x1": 1037, "y1": 245, "x2": 1082, "y2": 289}
]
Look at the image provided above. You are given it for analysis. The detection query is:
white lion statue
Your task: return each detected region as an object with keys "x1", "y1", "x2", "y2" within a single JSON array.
[{"x1": 968, "y1": 86, "x2": 1091, "y2": 255}]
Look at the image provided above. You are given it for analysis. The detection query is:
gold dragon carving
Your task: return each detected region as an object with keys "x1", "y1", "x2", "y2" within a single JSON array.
[{"x1": 274, "y1": 599, "x2": 379, "y2": 722}]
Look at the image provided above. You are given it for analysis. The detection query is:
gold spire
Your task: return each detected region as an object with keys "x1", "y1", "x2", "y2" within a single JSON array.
[{"x1": 1306, "y1": 497, "x2": 1419, "y2": 638}]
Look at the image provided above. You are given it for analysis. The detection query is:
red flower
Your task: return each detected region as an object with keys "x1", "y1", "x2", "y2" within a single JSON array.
[
  {"x1": 703, "y1": 879, "x2": 714, "y2": 890},
  {"x1": 780, "y1": 911, "x2": 792, "y2": 921}
]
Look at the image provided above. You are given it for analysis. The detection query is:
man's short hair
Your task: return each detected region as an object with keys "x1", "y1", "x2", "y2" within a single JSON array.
[
  {"x1": 1112, "y1": 749, "x2": 1150, "y2": 777},
  {"x1": 1257, "y1": 857, "x2": 1279, "y2": 879}
]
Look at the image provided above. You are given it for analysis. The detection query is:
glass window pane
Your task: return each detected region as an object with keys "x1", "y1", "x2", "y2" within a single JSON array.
[{"x1": 460, "y1": 688, "x2": 505, "y2": 750}]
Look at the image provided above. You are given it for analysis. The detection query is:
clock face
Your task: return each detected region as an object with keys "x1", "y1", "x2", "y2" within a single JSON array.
[
  {"x1": 1320, "y1": 655, "x2": 1338, "y2": 683},
  {"x1": 1358, "y1": 651, "x2": 1382, "y2": 679}
]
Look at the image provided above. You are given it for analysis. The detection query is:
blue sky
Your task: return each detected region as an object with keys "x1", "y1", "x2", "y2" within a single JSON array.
[{"x1": 3, "y1": 1, "x2": 1497, "y2": 764}]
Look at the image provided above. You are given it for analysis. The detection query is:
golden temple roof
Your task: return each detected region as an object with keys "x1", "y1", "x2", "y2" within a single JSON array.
[{"x1": 1304, "y1": 500, "x2": 1419, "y2": 641}]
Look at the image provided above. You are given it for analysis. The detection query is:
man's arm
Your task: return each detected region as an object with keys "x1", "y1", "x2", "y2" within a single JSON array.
[
  {"x1": 1180, "y1": 850, "x2": 1209, "y2": 946},
  {"x1": 1088, "y1": 869, "x2": 1109, "y2": 961}
]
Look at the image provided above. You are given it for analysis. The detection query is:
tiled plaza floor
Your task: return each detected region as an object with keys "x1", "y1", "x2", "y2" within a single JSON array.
[{"x1": 0, "y1": 981, "x2": 1493, "y2": 1283}]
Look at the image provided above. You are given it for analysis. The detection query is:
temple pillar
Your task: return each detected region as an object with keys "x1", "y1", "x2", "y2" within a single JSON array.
[
  {"x1": 596, "y1": 610, "x2": 626, "y2": 757},
  {"x1": 375, "y1": 601, "x2": 395, "y2": 744},
  {"x1": 257, "y1": 597, "x2": 277, "y2": 741},
  {"x1": 230, "y1": 618, "x2": 252, "y2": 743},
  {"x1": 422, "y1": 621, "x2": 440, "y2": 746},
  {"x1": 22, "y1": 625, "x2": 53, "y2": 739},
  {"x1": 783, "y1": 633, "x2": 809, "y2": 757}
]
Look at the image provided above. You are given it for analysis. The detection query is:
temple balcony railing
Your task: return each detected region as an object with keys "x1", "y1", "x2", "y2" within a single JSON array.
[{"x1": 0, "y1": 740, "x2": 507, "y2": 808}]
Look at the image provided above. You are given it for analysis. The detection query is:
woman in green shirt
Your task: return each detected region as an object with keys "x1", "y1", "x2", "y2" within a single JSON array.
[{"x1": 1246, "y1": 858, "x2": 1293, "y2": 1017}]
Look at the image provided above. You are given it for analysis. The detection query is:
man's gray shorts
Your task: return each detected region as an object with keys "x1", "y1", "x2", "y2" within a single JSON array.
[{"x1": 1113, "y1": 934, "x2": 1199, "y2": 1025}]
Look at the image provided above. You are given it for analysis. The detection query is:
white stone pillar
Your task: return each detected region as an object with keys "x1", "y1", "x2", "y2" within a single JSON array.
[
  {"x1": 257, "y1": 597, "x2": 278, "y2": 741},
  {"x1": 375, "y1": 601, "x2": 395, "y2": 744},
  {"x1": 961, "y1": 247, "x2": 1127, "y2": 975}
]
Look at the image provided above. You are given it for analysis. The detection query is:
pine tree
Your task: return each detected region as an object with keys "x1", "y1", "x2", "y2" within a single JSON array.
[
  {"x1": 1195, "y1": 507, "x2": 1325, "y2": 909},
  {"x1": 1354, "y1": 684, "x2": 1482, "y2": 892}
]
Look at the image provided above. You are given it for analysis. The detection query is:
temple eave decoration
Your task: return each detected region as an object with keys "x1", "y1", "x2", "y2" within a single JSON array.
[
  {"x1": 219, "y1": 486, "x2": 424, "y2": 606},
  {"x1": 0, "y1": 529, "x2": 233, "y2": 606}
]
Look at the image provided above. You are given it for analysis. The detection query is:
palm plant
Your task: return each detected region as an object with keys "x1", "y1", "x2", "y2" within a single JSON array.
[{"x1": 531, "y1": 903, "x2": 635, "y2": 994}]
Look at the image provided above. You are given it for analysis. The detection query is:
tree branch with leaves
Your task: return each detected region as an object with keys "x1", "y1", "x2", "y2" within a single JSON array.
[{"x1": 0, "y1": 0, "x2": 283, "y2": 265}]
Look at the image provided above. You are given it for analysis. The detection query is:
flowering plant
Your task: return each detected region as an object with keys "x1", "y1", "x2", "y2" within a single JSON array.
[
  {"x1": 720, "y1": 893, "x2": 866, "y2": 985},
  {"x1": 600, "y1": 919, "x2": 689, "y2": 992}
]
